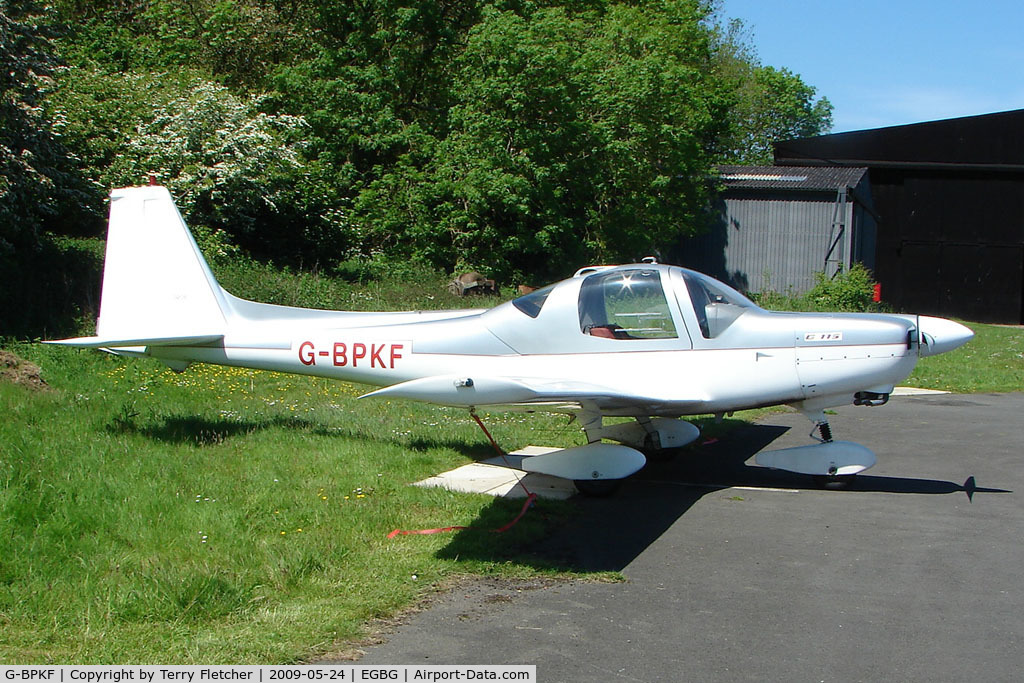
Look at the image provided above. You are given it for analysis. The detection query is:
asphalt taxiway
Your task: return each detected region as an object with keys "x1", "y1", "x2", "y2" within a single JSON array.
[{"x1": 343, "y1": 393, "x2": 1023, "y2": 680}]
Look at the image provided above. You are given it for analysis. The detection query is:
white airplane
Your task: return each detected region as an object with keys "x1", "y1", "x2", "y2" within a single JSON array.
[{"x1": 50, "y1": 186, "x2": 974, "y2": 494}]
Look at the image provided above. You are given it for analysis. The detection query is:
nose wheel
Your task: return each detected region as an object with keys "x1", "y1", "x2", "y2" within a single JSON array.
[
  {"x1": 811, "y1": 473, "x2": 856, "y2": 489},
  {"x1": 756, "y1": 407, "x2": 875, "y2": 485},
  {"x1": 809, "y1": 418, "x2": 856, "y2": 489}
]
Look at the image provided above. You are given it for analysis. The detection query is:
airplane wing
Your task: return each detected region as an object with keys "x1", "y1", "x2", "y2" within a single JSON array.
[{"x1": 359, "y1": 374, "x2": 708, "y2": 414}]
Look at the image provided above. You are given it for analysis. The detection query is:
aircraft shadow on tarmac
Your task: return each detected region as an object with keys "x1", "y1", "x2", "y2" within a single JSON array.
[{"x1": 437, "y1": 421, "x2": 1011, "y2": 573}]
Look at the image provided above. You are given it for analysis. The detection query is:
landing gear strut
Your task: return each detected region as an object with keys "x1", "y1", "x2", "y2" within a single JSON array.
[
  {"x1": 810, "y1": 417, "x2": 855, "y2": 489},
  {"x1": 574, "y1": 410, "x2": 631, "y2": 497},
  {"x1": 815, "y1": 420, "x2": 833, "y2": 444},
  {"x1": 569, "y1": 412, "x2": 701, "y2": 495}
]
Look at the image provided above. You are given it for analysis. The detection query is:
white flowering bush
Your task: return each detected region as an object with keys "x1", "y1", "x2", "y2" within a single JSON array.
[
  {"x1": 104, "y1": 77, "x2": 350, "y2": 264},
  {"x1": 110, "y1": 79, "x2": 302, "y2": 216}
]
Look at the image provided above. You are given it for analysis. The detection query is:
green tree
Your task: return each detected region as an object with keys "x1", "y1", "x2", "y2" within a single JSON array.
[
  {"x1": 721, "y1": 65, "x2": 832, "y2": 164},
  {"x1": 53, "y1": 0, "x2": 309, "y2": 86},
  {"x1": 269, "y1": 1, "x2": 481, "y2": 181},
  {"x1": 709, "y1": 15, "x2": 832, "y2": 164},
  {"x1": 42, "y1": 0, "x2": 835, "y2": 280},
  {"x1": 0, "y1": 0, "x2": 85, "y2": 252},
  {"x1": 359, "y1": 1, "x2": 732, "y2": 280}
]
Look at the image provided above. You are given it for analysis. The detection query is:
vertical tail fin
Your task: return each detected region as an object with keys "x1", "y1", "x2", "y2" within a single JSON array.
[{"x1": 49, "y1": 186, "x2": 229, "y2": 348}]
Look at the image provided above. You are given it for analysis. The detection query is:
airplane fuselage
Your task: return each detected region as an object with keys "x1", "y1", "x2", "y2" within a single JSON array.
[{"x1": 146, "y1": 275, "x2": 924, "y2": 419}]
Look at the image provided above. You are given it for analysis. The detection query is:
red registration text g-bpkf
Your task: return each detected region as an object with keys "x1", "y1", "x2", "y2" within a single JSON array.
[{"x1": 298, "y1": 341, "x2": 404, "y2": 369}]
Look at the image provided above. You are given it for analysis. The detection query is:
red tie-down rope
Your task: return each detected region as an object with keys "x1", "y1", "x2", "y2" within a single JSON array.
[{"x1": 386, "y1": 410, "x2": 537, "y2": 539}]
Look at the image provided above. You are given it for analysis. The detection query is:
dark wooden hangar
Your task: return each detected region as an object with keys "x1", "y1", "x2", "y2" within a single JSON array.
[{"x1": 775, "y1": 109, "x2": 1024, "y2": 324}]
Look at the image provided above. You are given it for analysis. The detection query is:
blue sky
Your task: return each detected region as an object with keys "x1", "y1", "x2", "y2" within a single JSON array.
[{"x1": 719, "y1": 0, "x2": 1024, "y2": 133}]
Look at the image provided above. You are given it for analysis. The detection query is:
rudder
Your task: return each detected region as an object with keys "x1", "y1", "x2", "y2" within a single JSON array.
[{"x1": 49, "y1": 186, "x2": 228, "y2": 348}]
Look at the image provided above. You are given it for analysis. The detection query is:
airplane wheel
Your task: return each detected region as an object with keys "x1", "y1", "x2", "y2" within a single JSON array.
[
  {"x1": 642, "y1": 432, "x2": 684, "y2": 462},
  {"x1": 643, "y1": 446, "x2": 684, "y2": 462},
  {"x1": 573, "y1": 479, "x2": 623, "y2": 497},
  {"x1": 812, "y1": 474, "x2": 856, "y2": 490}
]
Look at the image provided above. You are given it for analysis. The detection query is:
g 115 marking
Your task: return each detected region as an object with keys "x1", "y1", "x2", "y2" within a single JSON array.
[{"x1": 804, "y1": 332, "x2": 843, "y2": 342}]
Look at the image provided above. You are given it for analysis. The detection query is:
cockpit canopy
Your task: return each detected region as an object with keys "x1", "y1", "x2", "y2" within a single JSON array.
[{"x1": 489, "y1": 263, "x2": 760, "y2": 354}]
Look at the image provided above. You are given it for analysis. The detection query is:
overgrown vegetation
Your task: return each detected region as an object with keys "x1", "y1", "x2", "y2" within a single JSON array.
[
  {"x1": 2, "y1": 0, "x2": 831, "y2": 291},
  {"x1": 0, "y1": 234, "x2": 104, "y2": 340},
  {"x1": 753, "y1": 264, "x2": 883, "y2": 313}
]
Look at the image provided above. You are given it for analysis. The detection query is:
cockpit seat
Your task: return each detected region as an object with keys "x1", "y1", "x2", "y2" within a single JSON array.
[{"x1": 586, "y1": 324, "x2": 630, "y2": 339}]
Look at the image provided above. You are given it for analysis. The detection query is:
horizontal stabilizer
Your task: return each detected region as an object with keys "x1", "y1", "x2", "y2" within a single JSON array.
[{"x1": 45, "y1": 334, "x2": 224, "y2": 349}]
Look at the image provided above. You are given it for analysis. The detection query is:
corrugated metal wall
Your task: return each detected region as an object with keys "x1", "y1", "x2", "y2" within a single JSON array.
[
  {"x1": 678, "y1": 193, "x2": 861, "y2": 295},
  {"x1": 728, "y1": 197, "x2": 851, "y2": 292}
]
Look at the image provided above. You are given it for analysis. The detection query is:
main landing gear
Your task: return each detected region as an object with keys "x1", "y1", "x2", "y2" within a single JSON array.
[
  {"x1": 572, "y1": 478, "x2": 624, "y2": 498},
  {"x1": 569, "y1": 412, "x2": 702, "y2": 496}
]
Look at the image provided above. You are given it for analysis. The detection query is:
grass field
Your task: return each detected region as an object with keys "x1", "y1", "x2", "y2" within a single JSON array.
[
  {"x1": 1, "y1": 260, "x2": 1020, "y2": 663},
  {"x1": 907, "y1": 321, "x2": 1024, "y2": 393},
  {"x1": 0, "y1": 341, "x2": 592, "y2": 663}
]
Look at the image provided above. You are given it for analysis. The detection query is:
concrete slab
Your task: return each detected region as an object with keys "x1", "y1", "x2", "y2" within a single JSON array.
[
  {"x1": 414, "y1": 447, "x2": 577, "y2": 500},
  {"x1": 893, "y1": 386, "x2": 950, "y2": 396}
]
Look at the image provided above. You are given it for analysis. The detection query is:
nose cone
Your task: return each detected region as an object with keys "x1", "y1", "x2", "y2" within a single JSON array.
[{"x1": 918, "y1": 316, "x2": 974, "y2": 357}]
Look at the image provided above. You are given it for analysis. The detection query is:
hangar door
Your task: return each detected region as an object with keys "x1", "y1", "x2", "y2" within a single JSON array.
[{"x1": 898, "y1": 242, "x2": 1023, "y2": 323}]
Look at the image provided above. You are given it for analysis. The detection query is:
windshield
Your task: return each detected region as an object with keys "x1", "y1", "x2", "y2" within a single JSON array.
[{"x1": 680, "y1": 270, "x2": 755, "y2": 338}]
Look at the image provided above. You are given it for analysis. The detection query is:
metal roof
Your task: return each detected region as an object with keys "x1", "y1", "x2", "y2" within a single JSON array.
[{"x1": 716, "y1": 165, "x2": 868, "y2": 191}]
